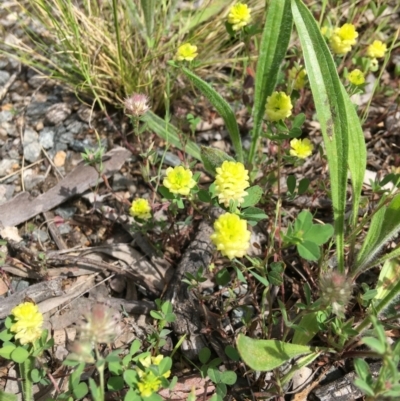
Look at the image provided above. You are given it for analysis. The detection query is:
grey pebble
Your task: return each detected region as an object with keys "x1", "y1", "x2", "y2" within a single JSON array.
[
  {"x1": 24, "y1": 174, "x2": 45, "y2": 191},
  {"x1": 112, "y1": 173, "x2": 134, "y2": 191},
  {"x1": 65, "y1": 120, "x2": 83, "y2": 135},
  {"x1": 23, "y1": 127, "x2": 41, "y2": 162},
  {"x1": 39, "y1": 127, "x2": 55, "y2": 149},
  {"x1": 0, "y1": 184, "x2": 15, "y2": 204},
  {"x1": 32, "y1": 229, "x2": 49, "y2": 243},
  {"x1": 55, "y1": 206, "x2": 77, "y2": 219},
  {"x1": 26, "y1": 102, "x2": 52, "y2": 118},
  {"x1": 0, "y1": 111, "x2": 14, "y2": 123},
  {"x1": 157, "y1": 150, "x2": 182, "y2": 166},
  {"x1": 44, "y1": 102, "x2": 72, "y2": 125},
  {"x1": 0, "y1": 159, "x2": 17, "y2": 177},
  {"x1": 0, "y1": 70, "x2": 10, "y2": 86},
  {"x1": 58, "y1": 223, "x2": 71, "y2": 235},
  {"x1": 1, "y1": 121, "x2": 17, "y2": 137}
]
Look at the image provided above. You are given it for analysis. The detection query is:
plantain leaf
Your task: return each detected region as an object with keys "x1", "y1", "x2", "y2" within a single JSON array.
[
  {"x1": 180, "y1": 67, "x2": 243, "y2": 162},
  {"x1": 354, "y1": 194, "x2": 400, "y2": 274},
  {"x1": 249, "y1": 0, "x2": 293, "y2": 163},
  {"x1": 142, "y1": 111, "x2": 201, "y2": 160},
  {"x1": 237, "y1": 334, "x2": 313, "y2": 371},
  {"x1": 341, "y1": 86, "x2": 366, "y2": 228},
  {"x1": 292, "y1": 0, "x2": 349, "y2": 272}
]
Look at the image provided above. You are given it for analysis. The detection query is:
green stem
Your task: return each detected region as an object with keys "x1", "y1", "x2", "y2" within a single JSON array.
[{"x1": 19, "y1": 357, "x2": 34, "y2": 401}]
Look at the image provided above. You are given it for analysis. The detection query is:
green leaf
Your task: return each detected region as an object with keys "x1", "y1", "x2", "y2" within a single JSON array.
[
  {"x1": 220, "y1": 371, "x2": 237, "y2": 385},
  {"x1": 249, "y1": 270, "x2": 269, "y2": 287},
  {"x1": 207, "y1": 367, "x2": 221, "y2": 383},
  {"x1": 200, "y1": 146, "x2": 235, "y2": 176},
  {"x1": 292, "y1": 0, "x2": 349, "y2": 272},
  {"x1": 197, "y1": 189, "x2": 212, "y2": 203},
  {"x1": 225, "y1": 345, "x2": 240, "y2": 361},
  {"x1": 237, "y1": 335, "x2": 313, "y2": 371},
  {"x1": 355, "y1": 194, "x2": 400, "y2": 273},
  {"x1": 158, "y1": 185, "x2": 175, "y2": 200},
  {"x1": 0, "y1": 329, "x2": 14, "y2": 342},
  {"x1": 250, "y1": 0, "x2": 293, "y2": 162},
  {"x1": 142, "y1": 111, "x2": 201, "y2": 161},
  {"x1": 72, "y1": 382, "x2": 88, "y2": 399},
  {"x1": 287, "y1": 175, "x2": 296, "y2": 194},
  {"x1": 108, "y1": 360, "x2": 123, "y2": 376},
  {"x1": 123, "y1": 369, "x2": 139, "y2": 387},
  {"x1": 180, "y1": 67, "x2": 243, "y2": 162},
  {"x1": 124, "y1": 388, "x2": 142, "y2": 401},
  {"x1": 298, "y1": 240, "x2": 320, "y2": 261},
  {"x1": 241, "y1": 186, "x2": 263, "y2": 208},
  {"x1": 295, "y1": 210, "x2": 313, "y2": 232},
  {"x1": 158, "y1": 357, "x2": 172, "y2": 376},
  {"x1": 107, "y1": 376, "x2": 124, "y2": 391},
  {"x1": 362, "y1": 337, "x2": 386, "y2": 355},
  {"x1": 215, "y1": 268, "x2": 231, "y2": 286},
  {"x1": 298, "y1": 178, "x2": 310, "y2": 195},
  {"x1": 29, "y1": 368, "x2": 43, "y2": 383},
  {"x1": 304, "y1": 224, "x2": 334, "y2": 245},
  {"x1": 199, "y1": 347, "x2": 211, "y2": 364},
  {"x1": 11, "y1": 347, "x2": 29, "y2": 363},
  {"x1": 342, "y1": 86, "x2": 366, "y2": 229},
  {"x1": 0, "y1": 391, "x2": 17, "y2": 401},
  {"x1": 150, "y1": 310, "x2": 163, "y2": 320},
  {"x1": 240, "y1": 207, "x2": 268, "y2": 224}
]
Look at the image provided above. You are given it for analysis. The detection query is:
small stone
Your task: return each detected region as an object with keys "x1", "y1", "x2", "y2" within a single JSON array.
[
  {"x1": 39, "y1": 127, "x2": 55, "y2": 149},
  {"x1": 54, "y1": 150, "x2": 67, "y2": 167},
  {"x1": 0, "y1": 71, "x2": 10, "y2": 86},
  {"x1": 44, "y1": 103, "x2": 72, "y2": 125},
  {"x1": 55, "y1": 206, "x2": 77, "y2": 219},
  {"x1": 23, "y1": 169, "x2": 45, "y2": 190},
  {"x1": 23, "y1": 127, "x2": 41, "y2": 162},
  {"x1": 26, "y1": 102, "x2": 52, "y2": 118},
  {"x1": 58, "y1": 223, "x2": 71, "y2": 235},
  {"x1": 0, "y1": 159, "x2": 17, "y2": 177},
  {"x1": 1, "y1": 121, "x2": 17, "y2": 137},
  {"x1": 32, "y1": 229, "x2": 49, "y2": 243},
  {"x1": 0, "y1": 111, "x2": 13, "y2": 123},
  {"x1": 0, "y1": 184, "x2": 15, "y2": 204},
  {"x1": 112, "y1": 173, "x2": 134, "y2": 191},
  {"x1": 0, "y1": 56, "x2": 9, "y2": 69},
  {"x1": 77, "y1": 105, "x2": 93, "y2": 122},
  {"x1": 65, "y1": 120, "x2": 83, "y2": 135},
  {"x1": 28, "y1": 74, "x2": 46, "y2": 88},
  {"x1": 35, "y1": 121, "x2": 44, "y2": 131}
]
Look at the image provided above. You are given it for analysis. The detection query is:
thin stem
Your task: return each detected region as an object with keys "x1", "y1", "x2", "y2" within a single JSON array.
[{"x1": 20, "y1": 357, "x2": 34, "y2": 401}]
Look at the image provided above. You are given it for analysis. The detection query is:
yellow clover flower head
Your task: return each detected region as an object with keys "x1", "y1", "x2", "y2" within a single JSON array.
[
  {"x1": 210, "y1": 213, "x2": 251, "y2": 260},
  {"x1": 130, "y1": 198, "x2": 152, "y2": 220},
  {"x1": 10, "y1": 302, "x2": 43, "y2": 345},
  {"x1": 329, "y1": 23, "x2": 358, "y2": 55},
  {"x1": 289, "y1": 66, "x2": 307, "y2": 90},
  {"x1": 215, "y1": 161, "x2": 250, "y2": 208},
  {"x1": 290, "y1": 138, "x2": 314, "y2": 159},
  {"x1": 137, "y1": 355, "x2": 171, "y2": 379},
  {"x1": 163, "y1": 166, "x2": 196, "y2": 196},
  {"x1": 347, "y1": 69, "x2": 365, "y2": 86},
  {"x1": 176, "y1": 43, "x2": 198, "y2": 61},
  {"x1": 137, "y1": 372, "x2": 162, "y2": 398},
  {"x1": 366, "y1": 40, "x2": 387, "y2": 59},
  {"x1": 227, "y1": 3, "x2": 252, "y2": 31},
  {"x1": 265, "y1": 91, "x2": 293, "y2": 122}
]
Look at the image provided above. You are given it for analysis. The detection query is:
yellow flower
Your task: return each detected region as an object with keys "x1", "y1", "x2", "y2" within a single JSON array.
[
  {"x1": 10, "y1": 302, "x2": 43, "y2": 345},
  {"x1": 347, "y1": 69, "x2": 365, "y2": 86},
  {"x1": 289, "y1": 138, "x2": 314, "y2": 159},
  {"x1": 130, "y1": 198, "x2": 151, "y2": 220},
  {"x1": 176, "y1": 43, "x2": 198, "y2": 61},
  {"x1": 137, "y1": 355, "x2": 171, "y2": 379},
  {"x1": 329, "y1": 23, "x2": 358, "y2": 55},
  {"x1": 366, "y1": 40, "x2": 387, "y2": 59},
  {"x1": 210, "y1": 213, "x2": 251, "y2": 260},
  {"x1": 265, "y1": 91, "x2": 293, "y2": 122},
  {"x1": 289, "y1": 67, "x2": 307, "y2": 90},
  {"x1": 215, "y1": 161, "x2": 250, "y2": 208},
  {"x1": 137, "y1": 372, "x2": 162, "y2": 398},
  {"x1": 163, "y1": 166, "x2": 196, "y2": 196},
  {"x1": 227, "y1": 3, "x2": 252, "y2": 31}
]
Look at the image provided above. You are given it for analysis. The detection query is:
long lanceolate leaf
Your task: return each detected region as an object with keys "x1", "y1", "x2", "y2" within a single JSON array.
[
  {"x1": 249, "y1": 0, "x2": 292, "y2": 164},
  {"x1": 180, "y1": 67, "x2": 244, "y2": 163},
  {"x1": 353, "y1": 194, "x2": 400, "y2": 276},
  {"x1": 292, "y1": 0, "x2": 349, "y2": 272},
  {"x1": 142, "y1": 111, "x2": 201, "y2": 161}
]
